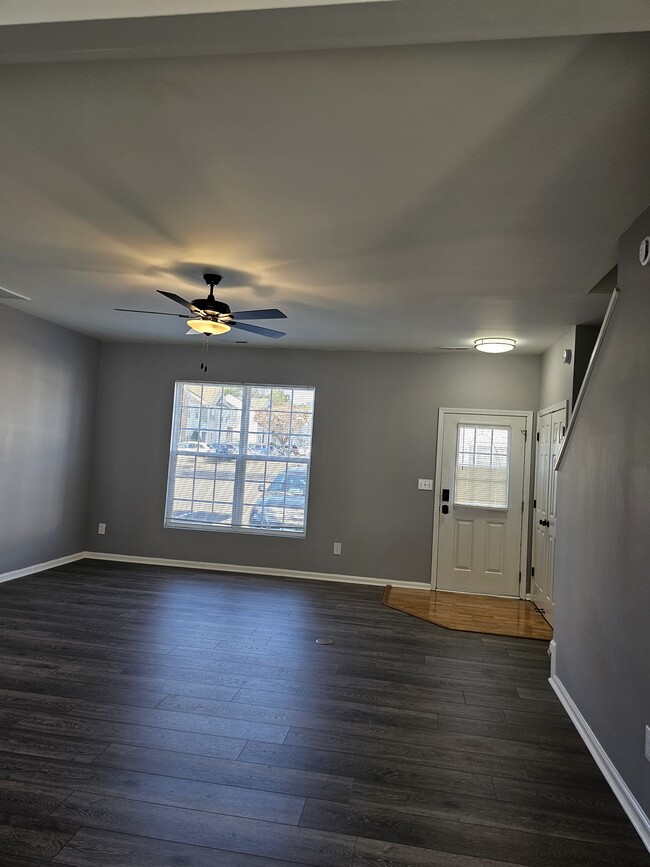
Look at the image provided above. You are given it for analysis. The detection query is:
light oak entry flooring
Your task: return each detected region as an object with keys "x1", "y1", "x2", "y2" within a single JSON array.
[
  {"x1": 0, "y1": 559, "x2": 644, "y2": 866},
  {"x1": 383, "y1": 587, "x2": 553, "y2": 640}
]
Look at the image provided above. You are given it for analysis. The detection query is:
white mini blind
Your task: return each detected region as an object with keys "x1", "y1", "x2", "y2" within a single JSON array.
[
  {"x1": 454, "y1": 424, "x2": 510, "y2": 509},
  {"x1": 165, "y1": 381, "x2": 315, "y2": 536}
]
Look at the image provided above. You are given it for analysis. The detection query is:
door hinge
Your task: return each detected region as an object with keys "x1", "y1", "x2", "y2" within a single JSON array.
[
  {"x1": 521, "y1": 500, "x2": 524, "y2": 512},
  {"x1": 531, "y1": 566, "x2": 535, "y2": 577},
  {"x1": 536, "y1": 432, "x2": 540, "y2": 442},
  {"x1": 533, "y1": 498, "x2": 537, "y2": 508},
  {"x1": 562, "y1": 425, "x2": 566, "y2": 436}
]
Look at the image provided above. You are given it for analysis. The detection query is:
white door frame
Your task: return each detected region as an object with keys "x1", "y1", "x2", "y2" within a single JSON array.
[
  {"x1": 430, "y1": 407, "x2": 534, "y2": 597},
  {"x1": 532, "y1": 399, "x2": 568, "y2": 618},
  {"x1": 538, "y1": 400, "x2": 569, "y2": 417}
]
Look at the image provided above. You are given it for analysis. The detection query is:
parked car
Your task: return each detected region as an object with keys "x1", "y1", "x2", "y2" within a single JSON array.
[
  {"x1": 177, "y1": 440, "x2": 214, "y2": 453},
  {"x1": 249, "y1": 467, "x2": 307, "y2": 530},
  {"x1": 210, "y1": 442, "x2": 237, "y2": 456}
]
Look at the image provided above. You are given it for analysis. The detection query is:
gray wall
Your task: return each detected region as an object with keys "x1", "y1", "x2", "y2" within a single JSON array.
[
  {"x1": 572, "y1": 324, "x2": 600, "y2": 409},
  {"x1": 540, "y1": 324, "x2": 602, "y2": 413},
  {"x1": 88, "y1": 344, "x2": 540, "y2": 583},
  {"x1": 554, "y1": 206, "x2": 650, "y2": 817},
  {"x1": 0, "y1": 304, "x2": 100, "y2": 574},
  {"x1": 539, "y1": 326, "x2": 575, "y2": 411}
]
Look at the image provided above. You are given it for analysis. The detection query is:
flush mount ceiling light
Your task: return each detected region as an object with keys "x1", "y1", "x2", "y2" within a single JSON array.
[
  {"x1": 474, "y1": 338, "x2": 516, "y2": 354},
  {"x1": 186, "y1": 318, "x2": 231, "y2": 335}
]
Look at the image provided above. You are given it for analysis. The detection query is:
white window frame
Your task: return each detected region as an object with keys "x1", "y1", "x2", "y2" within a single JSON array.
[
  {"x1": 453, "y1": 422, "x2": 511, "y2": 510},
  {"x1": 164, "y1": 380, "x2": 315, "y2": 538}
]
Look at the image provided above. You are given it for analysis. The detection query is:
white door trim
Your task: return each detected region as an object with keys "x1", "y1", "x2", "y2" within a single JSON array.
[
  {"x1": 430, "y1": 407, "x2": 534, "y2": 597},
  {"x1": 531, "y1": 399, "x2": 569, "y2": 621},
  {"x1": 539, "y1": 400, "x2": 569, "y2": 416}
]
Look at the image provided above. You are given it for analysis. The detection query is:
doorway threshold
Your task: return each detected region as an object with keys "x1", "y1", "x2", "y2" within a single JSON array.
[{"x1": 383, "y1": 587, "x2": 552, "y2": 640}]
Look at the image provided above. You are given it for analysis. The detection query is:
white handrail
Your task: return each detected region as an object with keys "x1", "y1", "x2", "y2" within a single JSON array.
[{"x1": 555, "y1": 287, "x2": 620, "y2": 471}]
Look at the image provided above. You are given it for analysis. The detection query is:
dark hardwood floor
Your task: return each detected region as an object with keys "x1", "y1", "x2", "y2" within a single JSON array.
[{"x1": 0, "y1": 559, "x2": 646, "y2": 866}]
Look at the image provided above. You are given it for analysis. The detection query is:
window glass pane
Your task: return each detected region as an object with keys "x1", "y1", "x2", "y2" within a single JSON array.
[
  {"x1": 248, "y1": 461, "x2": 307, "y2": 533},
  {"x1": 454, "y1": 424, "x2": 510, "y2": 509},
  {"x1": 165, "y1": 381, "x2": 314, "y2": 536}
]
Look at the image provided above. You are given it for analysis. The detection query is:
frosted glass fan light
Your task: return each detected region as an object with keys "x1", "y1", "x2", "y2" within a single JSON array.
[{"x1": 187, "y1": 318, "x2": 231, "y2": 335}]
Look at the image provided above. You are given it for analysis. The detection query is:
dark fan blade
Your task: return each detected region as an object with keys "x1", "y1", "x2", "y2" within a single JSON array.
[
  {"x1": 231, "y1": 321, "x2": 286, "y2": 339},
  {"x1": 156, "y1": 290, "x2": 202, "y2": 313},
  {"x1": 115, "y1": 308, "x2": 188, "y2": 317},
  {"x1": 230, "y1": 308, "x2": 287, "y2": 321}
]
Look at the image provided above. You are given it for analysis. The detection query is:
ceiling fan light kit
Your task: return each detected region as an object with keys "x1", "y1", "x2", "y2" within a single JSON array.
[
  {"x1": 474, "y1": 337, "x2": 516, "y2": 354},
  {"x1": 115, "y1": 272, "x2": 287, "y2": 339},
  {"x1": 187, "y1": 318, "x2": 231, "y2": 335}
]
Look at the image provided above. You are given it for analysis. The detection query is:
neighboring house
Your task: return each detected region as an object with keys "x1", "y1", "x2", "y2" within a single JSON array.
[{"x1": 181, "y1": 387, "x2": 258, "y2": 445}]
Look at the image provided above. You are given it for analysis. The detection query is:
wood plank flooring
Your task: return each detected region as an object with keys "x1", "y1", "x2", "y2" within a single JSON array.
[
  {"x1": 0, "y1": 559, "x2": 645, "y2": 866},
  {"x1": 384, "y1": 587, "x2": 553, "y2": 640}
]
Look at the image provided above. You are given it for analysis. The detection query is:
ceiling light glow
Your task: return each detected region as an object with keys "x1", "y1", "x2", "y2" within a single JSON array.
[
  {"x1": 474, "y1": 337, "x2": 516, "y2": 354},
  {"x1": 187, "y1": 318, "x2": 231, "y2": 335}
]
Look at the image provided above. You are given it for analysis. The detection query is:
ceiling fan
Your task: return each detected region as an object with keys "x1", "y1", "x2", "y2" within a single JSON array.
[{"x1": 115, "y1": 273, "x2": 287, "y2": 339}]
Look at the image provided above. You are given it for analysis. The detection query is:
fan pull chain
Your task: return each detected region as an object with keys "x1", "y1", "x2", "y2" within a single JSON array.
[{"x1": 200, "y1": 335, "x2": 209, "y2": 373}]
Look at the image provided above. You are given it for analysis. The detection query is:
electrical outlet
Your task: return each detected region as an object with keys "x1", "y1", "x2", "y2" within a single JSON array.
[
  {"x1": 645, "y1": 725, "x2": 650, "y2": 762},
  {"x1": 98, "y1": 523, "x2": 106, "y2": 535},
  {"x1": 417, "y1": 478, "x2": 433, "y2": 491},
  {"x1": 333, "y1": 542, "x2": 342, "y2": 555}
]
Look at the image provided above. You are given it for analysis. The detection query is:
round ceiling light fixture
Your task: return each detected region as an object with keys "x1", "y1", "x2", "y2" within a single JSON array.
[
  {"x1": 474, "y1": 337, "x2": 516, "y2": 354},
  {"x1": 187, "y1": 318, "x2": 231, "y2": 336}
]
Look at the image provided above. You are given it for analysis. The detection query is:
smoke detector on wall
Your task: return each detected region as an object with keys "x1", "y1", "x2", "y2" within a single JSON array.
[{"x1": 640, "y1": 236, "x2": 650, "y2": 266}]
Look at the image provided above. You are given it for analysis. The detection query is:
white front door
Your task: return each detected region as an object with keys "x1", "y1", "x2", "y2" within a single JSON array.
[
  {"x1": 532, "y1": 404, "x2": 567, "y2": 625},
  {"x1": 433, "y1": 411, "x2": 529, "y2": 597}
]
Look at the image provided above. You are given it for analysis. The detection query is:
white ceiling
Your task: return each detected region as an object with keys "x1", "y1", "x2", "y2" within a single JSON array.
[{"x1": 1, "y1": 1, "x2": 649, "y2": 352}]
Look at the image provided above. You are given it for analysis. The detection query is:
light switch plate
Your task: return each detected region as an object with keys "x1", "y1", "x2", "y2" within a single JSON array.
[
  {"x1": 98, "y1": 523, "x2": 106, "y2": 535},
  {"x1": 645, "y1": 725, "x2": 650, "y2": 762},
  {"x1": 333, "y1": 542, "x2": 342, "y2": 555},
  {"x1": 418, "y1": 478, "x2": 433, "y2": 491}
]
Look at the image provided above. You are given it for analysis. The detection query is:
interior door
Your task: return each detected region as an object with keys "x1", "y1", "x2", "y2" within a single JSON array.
[
  {"x1": 532, "y1": 405, "x2": 566, "y2": 625},
  {"x1": 434, "y1": 412, "x2": 528, "y2": 597}
]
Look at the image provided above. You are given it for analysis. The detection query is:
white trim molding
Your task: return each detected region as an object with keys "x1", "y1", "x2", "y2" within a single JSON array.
[
  {"x1": 548, "y1": 638, "x2": 557, "y2": 679},
  {"x1": 83, "y1": 551, "x2": 429, "y2": 590},
  {"x1": 538, "y1": 401, "x2": 570, "y2": 416},
  {"x1": 550, "y1": 665, "x2": 650, "y2": 851},
  {"x1": 0, "y1": 552, "x2": 86, "y2": 585}
]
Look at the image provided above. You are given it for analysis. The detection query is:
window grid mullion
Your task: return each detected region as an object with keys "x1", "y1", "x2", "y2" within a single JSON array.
[{"x1": 231, "y1": 385, "x2": 251, "y2": 527}]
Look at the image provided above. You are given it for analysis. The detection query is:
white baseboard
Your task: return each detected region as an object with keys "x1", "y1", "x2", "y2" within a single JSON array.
[
  {"x1": 548, "y1": 638, "x2": 556, "y2": 679},
  {"x1": 0, "y1": 551, "x2": 86, "y2": 585},
  {"x1": 549, "y1": 669, "x2": 650, "y2": 852},
  {"x1": 83, "y1": 551, "x2": 429, "y2": 590}
]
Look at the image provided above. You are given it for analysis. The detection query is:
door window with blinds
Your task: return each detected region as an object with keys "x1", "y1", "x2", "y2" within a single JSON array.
[
  {"x1": 454, "y1": 423, "x2": 510, "y2": 509},
  {"x1": 165, "y1": 381, "x2": 315, "y2": 536}
]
